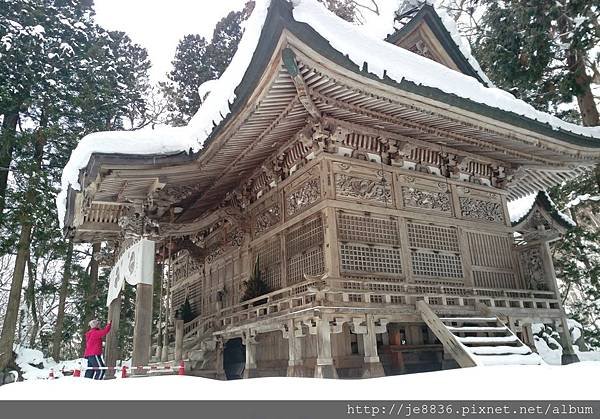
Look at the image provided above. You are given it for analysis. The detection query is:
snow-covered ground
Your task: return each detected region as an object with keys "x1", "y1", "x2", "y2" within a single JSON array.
[{"x1": 0, "y1": 363, "x2": 599, "y2": 400}]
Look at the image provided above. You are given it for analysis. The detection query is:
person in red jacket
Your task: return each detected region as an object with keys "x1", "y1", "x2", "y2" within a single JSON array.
[{"x1": 84, "y1": 319, "x2": 111, "y2": 379}]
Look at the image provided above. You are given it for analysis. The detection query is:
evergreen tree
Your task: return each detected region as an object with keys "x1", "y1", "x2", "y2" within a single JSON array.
[
  {"x1": 475, "y1": 0, "x2": 599, "y2": 124},
  {"x1": 0, "y1": 0, "x2": 153, "y2": 370},
  {"x1": 241, "y1": 256, "x2": 270, "y2": 302},
  {"x1": 162, "y1": 34, "x2": 211, "y2": 125}
]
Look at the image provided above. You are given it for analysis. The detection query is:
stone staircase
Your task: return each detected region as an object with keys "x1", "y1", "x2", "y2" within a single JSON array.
[{"x1": 417, "y1": 301, "x2": 543, "y2": 367}]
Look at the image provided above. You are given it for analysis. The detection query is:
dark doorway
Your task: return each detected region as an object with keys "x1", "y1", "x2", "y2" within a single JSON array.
[{"x1": 223, "y1": 337, "x2": 245, "y2": 380}]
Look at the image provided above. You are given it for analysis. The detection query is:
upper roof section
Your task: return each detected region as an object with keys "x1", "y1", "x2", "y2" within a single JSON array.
[
  {"x1": 386, "y1": 2, "x2": 492, "y2": 86},
  {"x1": 58, "y1": 0, "x2": 600, "y2": 236}
]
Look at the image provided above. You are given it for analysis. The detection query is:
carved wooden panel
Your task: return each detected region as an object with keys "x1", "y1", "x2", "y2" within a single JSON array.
[
  {"x1": 459, "y1": 197, "x2": 505, "y2": 223},
  {"x1": 254, "y1": 203, "x2": 281, "y2": 237},
  {"x1": 335, "y1": 173, "x2": 392, "y2": 205},
  {"x1": 285, "y1": 177, "x2": 321, "y2": 217},
  {"x1": 456, "y1": 186, "x2": 505, "y2": 223},
  {"x1": 518, "y1": 247, "x2": 547, "y2": 290},
  {"x1": 402, "y1": 186, "x2": 452, "y2": 213},
  {"x1": 332, "y1": 161, "x2": 394, "y2": 207},
  {"x1": 399, "y1": 175, "x2": 452, "y2": 214}
]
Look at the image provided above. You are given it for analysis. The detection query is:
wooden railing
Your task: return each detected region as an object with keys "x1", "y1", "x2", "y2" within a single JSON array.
[{"x1": 181, "y1": 276, "x2": 560, "y2": 340}]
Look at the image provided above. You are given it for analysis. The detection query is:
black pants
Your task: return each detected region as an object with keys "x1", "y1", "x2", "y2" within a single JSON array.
[{"x1": 85, "y1": 355, "x2": 106, "y2": 380}]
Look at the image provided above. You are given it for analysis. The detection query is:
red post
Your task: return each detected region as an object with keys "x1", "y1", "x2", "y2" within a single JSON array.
[
  {"x1": 178, "y1": 360, "x2": 185, "y2": 376},
  {"x1": 121, "y1": 366, "x2": 128, "y2": 378},
  {"x1": 73, "y1": 363, "x2": 81, "y2": 377},
  {"x1": 48, "y1": 368, "x2": 55, "y2": 380}
]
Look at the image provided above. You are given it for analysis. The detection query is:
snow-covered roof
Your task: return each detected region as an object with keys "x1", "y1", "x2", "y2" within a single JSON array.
[
  {"x1": 509, "y1": 191, "x2": 576, "y2": 229},
  {"x1": 58, "y1": 0, "x2": 600, "y2": 227},
  {"x1": 390, "y1": 1, "x2": 493, "y2": 87}
]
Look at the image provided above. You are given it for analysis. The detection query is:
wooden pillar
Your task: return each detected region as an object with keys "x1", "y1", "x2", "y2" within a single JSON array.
[
  {"x1": 405, "y1": 324, "x2": 424, "y2": 345},
  {"x1": 314, "y1": 315, "x2": 338, "y2": 378},
  {"x1": 174, "y1": 319, "x2": 184, "y2": 362},
  {"x1": 132, "y1": 283, "x2": 153, "y2": 372},
  {"x1": 322, "y1": 207, "x2": 340, "y2": 278},
  {"x1": 243, "y1": 330, "x2": 259, "y2": 378},
  {"x1": 215, "y1": 338, "x2": 226, "y2": 380},
  {"x1": 540, "y1": 242, "x2": 579, "y2": 364},
  {"x1": 104, "y1": 294, "x2": 121, "y2": 379},
  {"x1": 286, "y1": 319, "x2": 305, "y2": 377},
  {"x1": 521, "y1": 323, "x2": 537, "y2": 353},
  {"x1": 361, "y1": 314, "x2": 385, "y2": 378}
]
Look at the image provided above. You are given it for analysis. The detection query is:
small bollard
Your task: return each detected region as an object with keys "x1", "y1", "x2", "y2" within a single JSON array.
[
  {"x1": 73, "y1": 363, "x2": 81, "y2": 377},
  {"x1": 121, "y1": 365, "x2": 128, "y2": 378},
  {"x1": 178, "y1": 360, "x2": 185, "y2": 376}
]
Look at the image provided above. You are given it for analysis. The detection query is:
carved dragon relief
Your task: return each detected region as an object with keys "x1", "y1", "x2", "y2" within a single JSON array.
[
  {"x1": 459, "y1": 197, "x2": 505, "y2": 223},
  {"x1": 286, "y1": 177, "x2": 321, "y2": 216},
  {"x1": 402, "y1": 186, "x2": 451, "y2": 212},
  {"x1": 335, "y1": 173, "x2": 392, "y2": 204}
]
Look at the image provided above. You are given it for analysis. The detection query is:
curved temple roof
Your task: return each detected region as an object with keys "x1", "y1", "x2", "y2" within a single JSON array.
[{"x1": 58, "y1": 0, "x2": 600, "y2": 232}]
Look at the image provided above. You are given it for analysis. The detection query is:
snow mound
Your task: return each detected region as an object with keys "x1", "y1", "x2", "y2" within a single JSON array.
[
  {"x1": 14, "y1": 347, "x2": 83, "y2": 381},
  {"x1": 0, "y1": 363, "x2": 599, "y2": 400}
]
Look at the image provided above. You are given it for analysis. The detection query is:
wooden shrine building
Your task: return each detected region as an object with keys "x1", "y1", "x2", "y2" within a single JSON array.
[{"x1": 59, "y1": 0, "x2": 600, "y2": 378}]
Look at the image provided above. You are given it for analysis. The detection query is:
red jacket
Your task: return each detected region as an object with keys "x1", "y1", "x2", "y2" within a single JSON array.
[{"x1": 84, "y1": 323, "x2": 111, "y2": 357}]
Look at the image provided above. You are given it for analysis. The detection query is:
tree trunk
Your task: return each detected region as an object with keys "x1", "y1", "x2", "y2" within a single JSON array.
[
  {"x1": 0, "y1": 110, "x2": 45, "y2": 371},
  {"x1": 26, "y1": 256, "x2": 39, "y2": 349},
  {"x1": 52, "y1": 241, "x2": 73, "y2": 361},
  {"x1": 0, "y1": 111, "x2": 19, "y2": 221},
  {"x1": 571, "y1": 52, "x2": 599, "y2": 126},
  {"x1": 0, "y1": 222, "x2": 33, "y2": 370},
  {"x1": 80, "y1": 242, "x2": 101, "y2": 355}
]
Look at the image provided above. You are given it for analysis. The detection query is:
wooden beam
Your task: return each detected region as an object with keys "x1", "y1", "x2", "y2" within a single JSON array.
[
  {"x1": 282, "y1": 48, "x2": 321, "y2": 119},
  {"x1": 311, "y1": 90, "x2": 563, "y2": 166}
]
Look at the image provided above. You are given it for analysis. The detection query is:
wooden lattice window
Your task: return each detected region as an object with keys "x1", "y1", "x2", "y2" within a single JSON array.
[
  {"x1": 407, "y1": 222, "x2": 459, "y2": 252},
  {"x1": 285, "y1": 216, "x2": 325, "y2": 284},
  {"x1": 337, "y1": 212, "x2": 399, "y2": 245},
  {"x1": 287, "y1": 247, "x2": 325, "y2": 284},
  {"x1": 411, "y1": 250, "x2": 463, "y2": 278},
  {"x1": 407, "y1": 221, "x2": 463, "y2": 280},
  {"x1": 340, "y1": 244, "x2": 403, "y2": 274},
  {"x1": 256, "y1": 237, "x2": 282, "y2": 290},
  {"x1": 286, "y1": 216, "x2": 323, "y2": 256},
  {"x1": 172, "y1": 289, "x2": 185, "y2": 314},
  {"x1": 187, "y1": 279, "x2": 203, "y2": 315}
]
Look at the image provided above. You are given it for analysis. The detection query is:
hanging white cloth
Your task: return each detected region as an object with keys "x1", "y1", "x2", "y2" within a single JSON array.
[{"x1": 106, "y1": 239, "x2": 155, "y2": 306}]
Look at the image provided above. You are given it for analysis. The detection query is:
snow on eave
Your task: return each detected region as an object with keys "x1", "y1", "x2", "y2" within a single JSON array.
[
  {"x1": 509, "y1": 190, "x2": 576, "y2": 228},
  {"x1": 57, "y1": 0, "x2": 272, "y2": 228},
  {"x1": 56, "y1": 126, "x2": 199, "y2": 227},
  {"x1": 292, "y1": 0, "x2": 600, "y2": 140}
]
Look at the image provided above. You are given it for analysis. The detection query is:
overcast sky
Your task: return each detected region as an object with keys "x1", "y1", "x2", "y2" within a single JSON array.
[{"x1": 94, "y1": 0, "x2": 248, "y2": 81}]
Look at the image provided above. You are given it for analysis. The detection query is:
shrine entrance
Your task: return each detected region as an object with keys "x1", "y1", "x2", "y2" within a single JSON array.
[{"x1": 223, "y1": 338, "x2": 245, "y2": 380}]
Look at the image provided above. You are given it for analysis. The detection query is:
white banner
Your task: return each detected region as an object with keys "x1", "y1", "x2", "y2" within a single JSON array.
[{"x1": 106, "y1": 239, "x2": 155, "y2": 306}]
